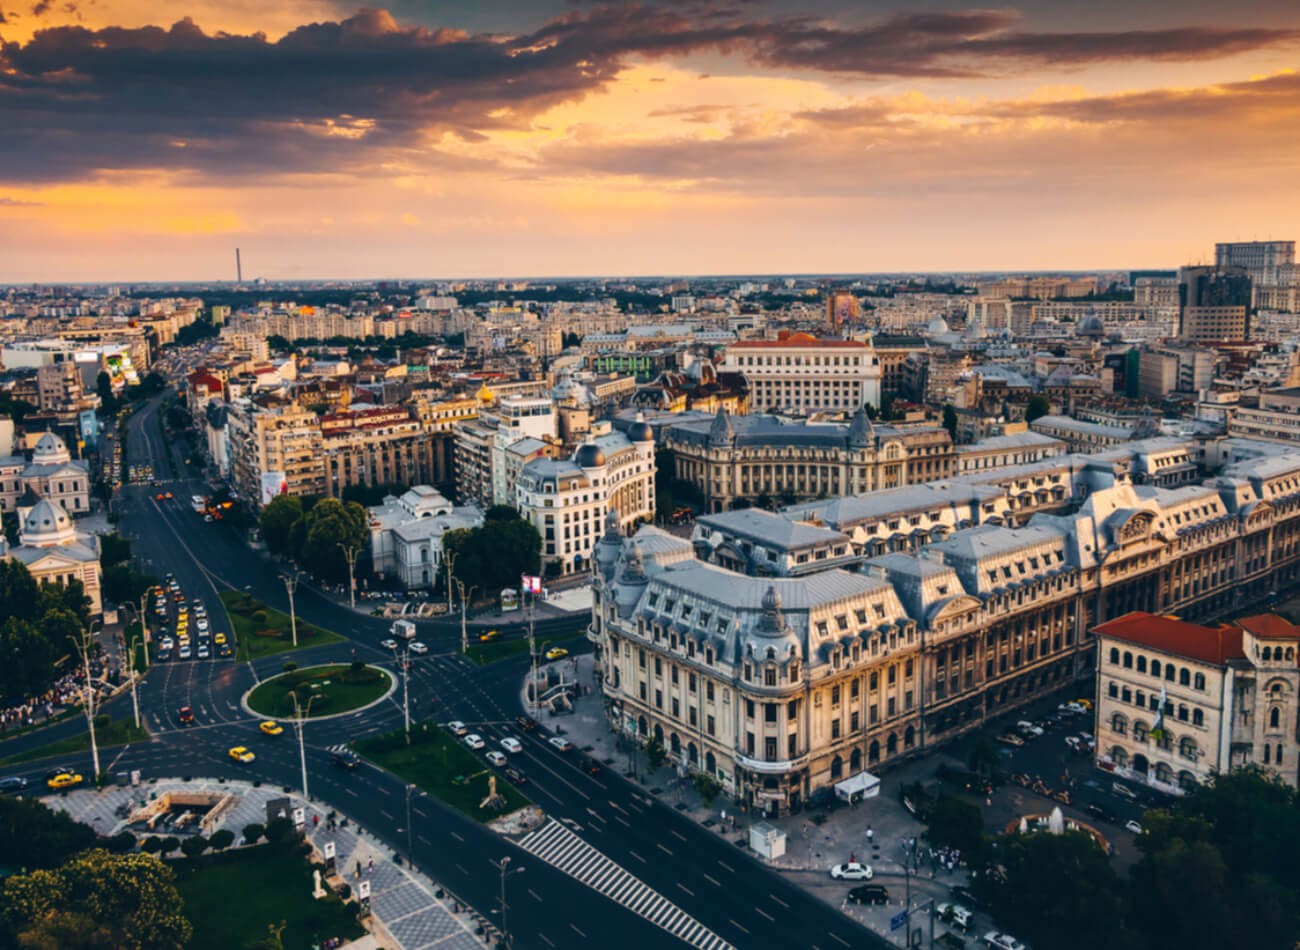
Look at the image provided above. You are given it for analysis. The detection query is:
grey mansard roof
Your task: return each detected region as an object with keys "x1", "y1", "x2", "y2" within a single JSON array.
[
  {"x1": 670, "y1": 412, "x2": 944, "y2": 451},
  {"x1": 696, "y1": 508, "x2": 848, "y2": 551}
]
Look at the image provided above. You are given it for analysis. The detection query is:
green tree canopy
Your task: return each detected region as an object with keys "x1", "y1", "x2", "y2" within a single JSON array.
[
  {"x1": 294, "y1": 498, "x2": 367, "y2": 584},
  {"x1": 0, "y1": 797, "x2": 98, "y2": 873},
  {"x1": 1, "y1": 849, "x2": 192, "y2": 950},
  {"x1": 924, "y1": 795, "x2": 985, "y2": 857},
  {"x1": 444, "y1": 513, "x2": 541, "y2": 595},
  {"x1": 0, "y1": 561, "x2": 40, "y2": 625},
  {"x1": 0, "y1": 618, "x2": 58, "y2": 703},
  {"x1": 1025, "y1": 394, "x2": 1052, "y2": 422},
  {"x1": 259, "y1": 495, "x2": 303, "y2": 557}
]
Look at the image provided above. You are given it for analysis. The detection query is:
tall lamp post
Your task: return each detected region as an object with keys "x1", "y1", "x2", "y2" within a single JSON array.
[
  {"x1": 489, "y1": 856, "x2": 525, "y2": 950},
  {"x1": 288, "y1": 691, "x2": 320, "y2": 800},
  {"x1": 898, "y1": 836, "x2": 923, "y2": 949},
  {"x1": 454, "y1": 579, "x2": 476, "y2": 655},
  {"x1": 71, "y1": 620, "x2": 105, "y2": 781},
  {"x1": 337, "y1": 542, "x2": 360, "y2": 612},
  {"x1": 281, "y1": 569, "x2": 302, "y2": 647},
  {"x1": 388, "y1": 637, "x2": 412, "y2": 744}
]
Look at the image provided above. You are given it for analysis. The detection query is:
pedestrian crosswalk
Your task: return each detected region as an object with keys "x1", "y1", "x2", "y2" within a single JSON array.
[{"x1": 517, "y1": 819, "x2": 735, "y2": 950}]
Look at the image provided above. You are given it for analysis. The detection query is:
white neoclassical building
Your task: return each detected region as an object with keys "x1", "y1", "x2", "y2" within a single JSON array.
[
  {"x1": 0, "y1": 431, "x2": 91, "y2": 516},
  {"x1": 368, "y1": 486, "x2": 483, "y2": 590},
  {"x1": 1, "y1": 496, "x2": 102, "y2": 613}
]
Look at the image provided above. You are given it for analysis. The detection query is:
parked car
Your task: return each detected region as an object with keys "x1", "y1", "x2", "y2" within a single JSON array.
[
  {"x1": 848, "y1": 884, "x2": 890, "y2": 905},
  {"x1": 830, "y1": 862, "x2": 873, "y2": 881},
  {"x1": 938, "y1": 903, "x2": 974, "y2": 932},
  {"x1": 1059, "y1": 701, "x2": 1087, "y2": 715},
  {"x1": 1125, "y1": 819, "x2": 1144, "y2": 835},
  {"x1": 1111, "y1": 782, "x2": 1139, "y2": 802},
  {"x1": 996, "y1": 733, "x2": 1025, "y2": 747},
  {"x1": 982, "y1": 932, "x2": 1027, "y2": 950},
  {"x1": 548, "y1": 736, "x2": 573, "y2": 752},
  {"x1": 1015, "y1": 720, "x2": 1044, "y2": 738}
]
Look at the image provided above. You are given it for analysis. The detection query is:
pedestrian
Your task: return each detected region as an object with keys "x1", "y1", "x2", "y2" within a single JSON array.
[
  {"x1": 367, "y1": 857, "x2": 374, "y2": 875},
  {"x1": 354, "y1": 860, "x2": 361, "y2": 879},
  {"x1": 313, "y1": 814, "x2": 320, "y2": 828},
  {"x1": 866, "y1": 825, "x2": 873, "y2": 844}
]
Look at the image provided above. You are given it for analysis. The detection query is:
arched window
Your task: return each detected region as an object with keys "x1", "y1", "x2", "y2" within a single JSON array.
[
  {"x1": 1288, "y1": 648, "x2": 1296, "y2": 661},
  {"x1": 886, "y1": 733, "x2": 898, "y2": 755},
  {"x1": 1178, "y1": 771, "x2": 1197, "y2": 790},
  {"x1": 1265, "y1": 744, "x2": 1271, "y2": 764},
  {"x1": 1178, "y1": 704, "x2": 1189, "y2": 722},
  {"x1": 1165, "y1": 665, "x2": 1176, "y2": 681},
  {"x1": 1263, "y1": 646, "x2": 1272, "y2": 662},
  {"x1": 1137, "y1": 656, "x2": 1147, "y2": 674},
  {"x1": 1151, "y1": 659, "x2": 1162, "y2": 678},
  {"x1": 1111, "y1": 713, "x2": 1128, "y2": 735},
  {"x1": 1194, "y1": 673, "x2": 1205, "y2": 691},
  {"x1": 705, "y1": 751, "x2": 716, "y2": 774},
  {"x1": 850, "y1": 748, "x2": 862, "y2": 773},
  {"x1": 1270, "y1": 707, "x2": 1281, "y2": 729},
  {"x1": 830, "y1": 755, "x2": 843, "y2": 780},
  {"x1": 1179, "y1": 668, "x2": 1191, "y2": 686},
  {"x1": 1180, "y1": 737, "x2": 1197, "y2": 760},
  {"x1": 868, "y1": 740, "x2": 880, "y2": 763},
  {"x1": 1155, "y1": 762, "x2": 1173, "y2": 784},
  {"x1": 904, "y1": 725, "x2": 916, "y2": 748},
  {"x1": 1110, "y1": 647, "x2": 1120, "y2": 665},
  {"x1": 1123, "y1": 651, "x2": 1133, "y2": 669},
  {"x1": 1111, "y1": 746, "x2": 1128, "y2": 768},
  {"x1": 1133, "y1": 721, "x2": 1148, "y2": 743}
]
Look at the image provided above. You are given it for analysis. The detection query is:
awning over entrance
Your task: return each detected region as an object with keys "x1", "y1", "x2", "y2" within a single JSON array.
[{"x1": 834, "y1": 771, "x2": 881, "y2": 803}]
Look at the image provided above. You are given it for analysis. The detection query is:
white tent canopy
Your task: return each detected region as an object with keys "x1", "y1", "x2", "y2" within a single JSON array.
[{"x1": 834, "y1": 771, "x2": 881, "y2": 803}]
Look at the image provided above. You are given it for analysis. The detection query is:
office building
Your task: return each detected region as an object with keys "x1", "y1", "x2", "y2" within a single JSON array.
[
  {"x1": 1178, "y1": 266, "x2": 1251, "y2": 343},
  {"x1": 722, "y1": 332, "x2": 882, "y2": 415},
  {"x1": 1215, "y1": 240, "x2": 1294, "y2": 288}
]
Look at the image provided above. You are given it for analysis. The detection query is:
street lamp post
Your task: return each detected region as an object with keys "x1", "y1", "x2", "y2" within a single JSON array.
[
  {"x1": 281, "y1": 570, "x2": 302, "y2": 647},
  {"x1": 899, "y1": 836, "x2": 923, "y2": 949},
  {"x1": 71, "y1": 620, "x2": 105, "y2": 781},
  {"x1": 405, "y1": 784, "x2": 415, "y2": 866},
  {"x1": 388, "y1": 639, "x2": 411, "y2": 744},
  {"x1": 337, "y1": 543, "x2": 360, "y2": 612},
  {"x1": 454, "y1": 580, "x2": 476, "y2": 655},
  {"x1": 489, "y1": 856, "x2": 525, "y2": 950},
  {"x1": 289, "y1": 691, "x2": 320, "y2": 800}
]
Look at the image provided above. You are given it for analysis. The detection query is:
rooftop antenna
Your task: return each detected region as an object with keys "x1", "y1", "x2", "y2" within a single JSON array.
[{"x1": 236, "y1": 247, "x2": 242, "y2": 283}]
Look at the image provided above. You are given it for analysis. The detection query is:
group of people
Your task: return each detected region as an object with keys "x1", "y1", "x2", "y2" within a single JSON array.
[
  {"x1": 927, "y1": 845, "x2": 963, "y2": 875},
  {"x1": 0, "y1": 667, "x2": 97, "y2": 731},
  {"x1": 311, "y1": 938, "x2": 347, "y2": 949}
]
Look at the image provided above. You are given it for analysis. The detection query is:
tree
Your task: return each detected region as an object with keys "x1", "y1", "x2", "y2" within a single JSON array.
[
  {"x1": 208, "y1": 829, "x2": 235, "y2": 852},
  {"x1": 263, "y1": 816, "x2": 294, "y2": 845},
  {"x1": 967, "y1": 736, "x2": 999, "y2": 777},
  {"x1": 755, "y1": 492, "x2": 774, "y2": 511},
  {"x1": 241, "y1": 823, "x2": 265, "y2": 845},
  {"x1": 105, "y1": 832, "x2": 136, "y2": 855},
  {"x1": 95, "y1": 372, "x2": 117, "y2": 416},
  {"x1": 0, "y1": 618, "x2": 57, "y2": 704},
  {"x1": 0, "y1": 797, "x2": 97, "y2": 872},
  {"x1": 924, "y1": 795, "x2": 985, "y2": 857},
  {"x1": 1026, "y1": 394, "x2": 1052, "y2": 422},
  {"x1": 179, "y1": 835, "x2": 209, "y2": 859},
  {"x1": 942, "y1": 404, "x2": 958, "y2": 441},
  {"x1": 644, "y1": 738, "x2": 667, "y2": 772},
  {"x1": 294, "y1": 498, "x2": 367, "y2": 584},
  {"x1": 259, "y1": 496, "x2": 303, "y2": 557},
  {"x1": 693, "y1": 773, "x2": 722, "y2": 805},
  {"x1": 445, "y1": 513, "x2": 542, "y2": 594},
  {"x1": 98, "y1": 533, "x2": 132, "y2": 568},
  {"x1": 1, "y1": 849, "x2": 192, "y2": 950},
  {"x1": 0, "y1": 561, "x2": 40, "y2": 624}
]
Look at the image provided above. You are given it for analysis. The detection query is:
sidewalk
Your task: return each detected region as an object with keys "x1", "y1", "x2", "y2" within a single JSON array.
[
  {"x1": 45, "y1": 779, "x2": 496, "y2": 950},
  {"x1": 545, "y1": 654, "x2": 977, "y2": 944}
]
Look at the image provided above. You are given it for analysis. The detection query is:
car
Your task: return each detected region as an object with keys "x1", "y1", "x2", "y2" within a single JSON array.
[
  {"x1": 204, "y1": 514, "x2": 214, "y2": 523},
  {"x1": 447, "y1": 721, "x2": 469, "y2": 736},
  {"x1": 228, "y1": 746, "x2": 256, "y2": 764},
  {"x1": 259, "y1": 721, "x2": 284, "y2": 736},
  {"x1": 548, "y1": 736, "x2": 573, "y2": 752},
  {"x1": 196, "y1": 618, "x2": 210, "y2": 633},
  {"x1": 515, "y1": 716, "x2": 539, "y2": 732},
  {"x1": 178, "y1": 705, "x2": 195, "y2": 725},
  {"x1": 830, "y1": 862, "x2": 873, "y2": 881},
  {"x1": 1058, "y1": 701, "x2": 1087, "y2": 715},
  {"x1": 156, "y1": 648, "x2": 173, "y2": 662},
  {"x1": 216, "y1": 643, "x2": 234, "y2": 658},
  {"x1": 155, "y1": 493, "x2": 166, "y2": 502},
  {"x1": 196, "y1": 643, "x2": 211, "y2": 659},
  {"x1": 164, "y1": 492, "x2": 174, "y2": 500},
  {"x1": 45, "y1": 770, "x2": 83, "y2": 790},
  {"x1": 1111, "y1": 782, "x2": 1139, "y2": 802},
  {"x1": 160, "y1": 637, "x2": 175, "y2": 651},
  {"x1": 504, "y1": 766, "x2": 527, "y2": 785},
  {"x1": 214, "y1": 632, "x2": 227, "y2": 645},
  {"x1": 950, "y1": 886, "x2": 980, "y2": 909},
  {"x1": 178, "y1": 644, "x2": 192, "y2": 660},
  {"x1": 1073, "y1": 698, "x2": 1093, "y2": 711},
  {"x1": 463, "y1": 734, "x2": 486, "y2": 750},
  {"x1": 545, "y1": 647, "x2": 570, "y2": 661},
  {"x1": 331, "y1": 748, "x2": 361, "y2": 769},
  {"x1": 996, "y1": 733, "x2": 1025, "y2": 747},
  {"x1": 486, "y1": 751, "x2": 508, "y2": 767},
  {"x1": 584, "y1": 760, "x2": 603, "y2": 776},
  {"x1": 1084, "y1": 802, "x2": 1112, "y2": 822},
  {"x1": 848, "y1": 884, "x2": 890, "y2": 905},
  {"x1": 479, "y1": 629, "x2": 501, "y2": 642},
  {"x1": 938, "y1": 903, "x2": 974, "y2": 932},
  {"x1": 0, "y1": 776, "x2": 29, "y2": 793},
  {"x1": 1015, "y1": 720, "x2": 1044, "y2": 738},
  {"x1": 1124, "y1": 819, "x2": 1144, "y2": 835},
  {"x1": 982, "y1": 932, "x2": 1027, "y2": 950},
  {"x1": 380, "y1": 638, "x2": 397, "y2": 650},
  {"x1": 408, "y1": 642, "x2": 429, "y2": 655},
  {"x1": 500, "y1": 737, "x2": 523, "y2": 754}
]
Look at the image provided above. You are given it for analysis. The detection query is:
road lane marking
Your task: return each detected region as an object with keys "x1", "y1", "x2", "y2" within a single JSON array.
[
  {"x1": 828, "y1": 934, "x2": 851, "y2": 947},
  {"x1": 628, "y1": 850, "x2": 646, "y2": 863},
  {"x1": 569, "y1": 925, "x2": 587, "y2": 938},
  {"x1": 528, "y1": 889, "x2": 543, "y2": 902},
  {"x1": 538, "y1": 935, "x2": 555, "y2": 948},
  {"x1": 450, "y1": 831, "x2": 464, "y2": 842},
  {"x1": 677, "y1": 883, "x2": 694, "y2": 897},
  {"x1": 770, "y1": 894, "x2": 789, "y2": 909},
  {"x1": 729, "y1": 920, "x2": 750, "y2": 935},
  {"x1": 703, "y1": 874, "x2": 720, "y2": 887},
  {"x1": 656, "y1": 843, "x2": 673, "y2": 856},
  {"x1": 717, "y1": 860, "x2": 735, "y2": 873},
  {"x1": 670, "y1": 829, "x2": 687, "y2": 841},
  {"x1": 754, "y1": 907, "x2": 774, "y2": 922}
]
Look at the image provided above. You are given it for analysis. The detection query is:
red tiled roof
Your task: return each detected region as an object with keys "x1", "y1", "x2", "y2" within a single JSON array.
[
  {"x1": 187, "y1": 371, "x2": 224, "y2": 393},
  {"x1": 1234, "y1": 614, "x2": 1300, "y2": 640},
  {"x1": 729, "y1": 332, "x2": 865, "y2": 349},
  {"x1": 1092, "y1": 611, "x2": 1244, "y2": 666}
]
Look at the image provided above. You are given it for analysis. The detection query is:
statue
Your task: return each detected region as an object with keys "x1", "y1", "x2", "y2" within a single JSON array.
[
  {"x1": 313, "y1": 868, "x2": 325, "y2": 899},
  {"x1": 479, "y1": 774, "x2": 506, "y2": 811}
]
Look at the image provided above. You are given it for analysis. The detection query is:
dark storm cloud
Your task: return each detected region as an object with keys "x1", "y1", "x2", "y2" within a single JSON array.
[{"x1": 0, "y1": 3, "x2": 1296, "y2": 183}]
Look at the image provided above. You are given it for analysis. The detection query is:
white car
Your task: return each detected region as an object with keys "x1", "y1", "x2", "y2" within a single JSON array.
[
  {"x1": 500, "y1": 737, "x2": 523, "y2": 754},
  {"x1": 1015, "y1": 720, "x2": 1044, "y2": 737},
  {"x1": 830, "y1": 862, "x2": 873, "y2": 881},
  {"x1": 485, "y1": 751, "x2": 507, "y2": 767},
  {"x1": 1124, "y1": 819, "x2": 1144, "y2": 834},
  {"x1": 380, "y1": 638, "x2": 397, "y2": 650},
  {"x1": 196, "y1": 618, "x2": 210, "y2": 633},
  {"x1": 447, "y1": 721, "x2": 468, "y2": 736},
  {"x1": 408, "y1": 642, "x2": 429, "y2": 655},
  {"x1": 463, "y1": 734, "x2": 485, "y2": 750},
  {"x1": 1058, "y1": 701, "x2": 1087, "y2": 715},
  {"x1": 983, "y1": 933, "x2": 1027, "y2": 950},
  {"x1": 938, "y1": 903, "x2": 973, "y2": 932},
  {"x1": 548, "y1": 736, "x2": 573, "y2": 752}
]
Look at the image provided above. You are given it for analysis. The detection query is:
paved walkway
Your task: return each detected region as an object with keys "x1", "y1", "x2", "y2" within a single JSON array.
[{"x1": 43, "y1": 779, "x2": 494, "y2": 950}]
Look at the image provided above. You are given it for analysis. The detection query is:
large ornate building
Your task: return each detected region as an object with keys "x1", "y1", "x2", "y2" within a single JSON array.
[
  {"x1": 664, "y1": 408, "x2": 954, "y2": 513},
  {"x1": 1, "y1": 497, "x2": 102, "y2": 613},
  {"x1": 590, "y1": 447, "x2": 1300, "y2": 816},
  {"x1": 0, "y1": 431, "x2": 91, "y2": 516},
  {"x1": 721, "y1": 332, "x2": 882, "y2": 414}
]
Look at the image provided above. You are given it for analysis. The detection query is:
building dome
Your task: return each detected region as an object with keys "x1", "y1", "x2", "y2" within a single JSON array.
[
  {"x1": 1076, "y1": 314, "x2": 1106, "y2": 337},
  {"x1": 964, "y1": 319, "x2": 987, "y2": 341},
  {"x1": 31, "y1": 430, "x2": 71, "y2": 463},
  {"x1": 475, "y1": 381, "x2": 495, "y2": 404},
  {"x1": 628, "y1": 412, "x2": 654, "y2": 443},
  {"x1": 20, "y1": 497, "x2": 75, "y2": 546},
  {"x1": 926, "y1": 316, "x2": 950, "y2": 336},
  {"x1": 576, "y1": 443, "x2": 607, "y2": 468}
]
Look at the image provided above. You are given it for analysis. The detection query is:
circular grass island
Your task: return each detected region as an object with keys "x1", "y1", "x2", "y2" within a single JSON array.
[{"x1": 246, "y1": 663, "x2": 393, "y2": 720}]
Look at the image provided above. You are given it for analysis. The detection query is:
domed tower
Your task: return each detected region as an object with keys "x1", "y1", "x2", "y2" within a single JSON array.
[
  {"x1": 575, "y1": 443, "x2": 607, "y2": 469},
  {"x1": 628, "y1": 412, "x2": 654, "y2": 444},
  {"x1": 847, "y1": 405, "x2": 875, "y2": 450},
  {"x1": 31, "y1": 431, "x2": 71, "y2": 465},
  {"x1": 708, "y1": 407, "x2": 735, "y2": 447},
  {"x1": 759, "y1": 585, "x2": 784, "y2": 634},
  {"x1": 593, "y1": 508, "x2": 624, "y2": 583},
  {"x1": 20, "y1": 497, "x2": 76, "y2": 548}
]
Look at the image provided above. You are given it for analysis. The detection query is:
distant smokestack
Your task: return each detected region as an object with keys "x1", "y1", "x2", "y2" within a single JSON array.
[{"x1": 236, "y1": 247, "x2": 242, "y2": 283}]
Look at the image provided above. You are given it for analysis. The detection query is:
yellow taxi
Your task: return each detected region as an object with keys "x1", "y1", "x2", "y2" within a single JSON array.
[
  {"x1": 228, "y1": 747, "x2": 256, "y2": 764},
  {"x1": 46, "y1": 769, "x2": 83, "y2": 790},
  {"x1": 259, "y1": 721, "x2": 284, "y2": 737},
  {"x1": 545, "y1": 647, "x2": 570, "y2": 661},
  {"x1": 479, "y1": 630, "x2": 501, "y2": 642},
  {"x1": 213, "y1": 632, "x2": 227, "y2": 645}
]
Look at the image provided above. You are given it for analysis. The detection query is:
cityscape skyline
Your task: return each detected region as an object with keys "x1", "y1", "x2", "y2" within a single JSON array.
[{"x1": 1, "y1": 0, "x2": 1298, "y2": 282}]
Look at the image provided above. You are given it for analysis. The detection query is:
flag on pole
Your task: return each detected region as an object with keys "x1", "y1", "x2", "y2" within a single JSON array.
[{"x1": 1150, "y1": 684, "x2": 1167, "y2": 741}]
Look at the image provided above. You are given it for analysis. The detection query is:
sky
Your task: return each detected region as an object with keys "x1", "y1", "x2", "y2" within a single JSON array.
[{"x1": 0, "y1": 1, "x2": 1298, "y2": 282}]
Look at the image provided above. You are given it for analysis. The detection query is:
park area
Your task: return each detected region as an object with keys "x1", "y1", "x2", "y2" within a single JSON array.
[
  {"x1": 354, "y1": 723, "x2": 530, "y2": 821},
  {"x1": 172, "y1": 840, "x2": 365, "y2": 950},
  {"x1": 247, "y1": 663, "x2": 391, "y2": 719},
  {"x1": 219, "y1": 590, "x2": 345, "y2": 661},
  {"x1": 464, "y1": 631, "x2": 583, "y2": 665}
]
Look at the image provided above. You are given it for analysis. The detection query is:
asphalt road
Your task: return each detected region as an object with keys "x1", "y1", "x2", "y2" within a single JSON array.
[{"x1": 0, "y1": 393, "x2": 887, "y2": 950}]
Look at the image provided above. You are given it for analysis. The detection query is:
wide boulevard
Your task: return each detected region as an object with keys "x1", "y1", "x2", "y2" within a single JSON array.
[{"x1": 0, "y1": 393, "x2": 884, "y2": 950}]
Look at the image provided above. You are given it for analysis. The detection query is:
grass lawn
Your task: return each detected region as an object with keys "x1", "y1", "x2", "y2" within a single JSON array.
[
  {"x1": 354, "y1": 722, "x2": 530, "y2": 822},
  {"x1": 247, "y1": 664, "x2": 391, "y2": 719},
  {"x1": 171, "y1": 842, "x2": 365, "y2": 950},
  {"x1": 0, "y1": 717, "x2": 149, "y2": 766},
  {"x1": 465, "y1": 631, "x2": 584, "y2": 666},
  {"x1": 219, "y1": 590, "x2": 345, "y2": 661}
]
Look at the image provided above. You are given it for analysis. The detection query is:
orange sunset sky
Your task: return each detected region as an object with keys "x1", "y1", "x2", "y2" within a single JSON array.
[{"x1": 0, "y1": 1, "x2": 1297, "y2": 282}]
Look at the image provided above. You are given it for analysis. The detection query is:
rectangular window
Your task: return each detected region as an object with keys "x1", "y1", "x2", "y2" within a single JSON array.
[
  {"x1": 869, "y1": 704, "x2": 879, "y2": 724},
  {"x1": 831, "y1": 685, "x2": 841, "y2": 705},
  {"x1": 655, "y1": 689, "x2": 663, "y2": 709},
  {"x1": 746, "y1": 732, "x2": 755, "y2": 756},
  {"x1": 706, "y1": 681, "x2": 715, "y2": 701},
  {"x1": 671, "y1": 698, "x2": 680, "y2": 719},
  {"x1": 765, "y1": 737, "x2": 778, "y2": 760},
  {"x1": 788, "y1": 734, "x2": 798, "y2": 758},
  {"x1": 831, "y1": 719, "x2": 841, "y2": 739},
  {"x1": 765, "y1": 704, "x2": 778, "y2": 723},
  {"x1": 706, "y1": 715, "x2": 715, "y2": 736},
  {"x1": 745, "y1": 699, "x2": 755, "y2": 718},
  {"x1": 886, "y1": 697, "x2": 896, "y2": 717}
]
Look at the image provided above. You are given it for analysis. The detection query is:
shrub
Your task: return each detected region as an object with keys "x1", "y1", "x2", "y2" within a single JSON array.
[
  {"x1": 160, "y1": 836, "x2": 181, "y2": 855},
  {"x1": 180, "y1": 835, "x2": 209, "y2": 859},
  {"x1": 106, "y1": 831, "x2": 136, "y2": 854},
  {"x1": 251, "y1": 609, "x2": 269, "y2": 624},
  {"x1": 140, "y1": 836, "x2": 163, "y2": 854},
  {"x1": 242, "y1": 822, "x2": 265, "y2": 845},
  {"x1": 338, "y1": 883, "x2": 352, "y2": 901},
  {"x1": 209, "y1": 829, "x2": 236, "y2": 852},
  {"x1": 264, "y1": 816, "x2": 294, "y2": 845}
]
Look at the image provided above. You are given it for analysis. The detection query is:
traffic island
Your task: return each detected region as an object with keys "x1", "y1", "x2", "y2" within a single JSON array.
[
  {"x1": 464, "y1": 630, "x2": 583, "y2": 666},
  {"x1": 353, "y1": 722, "x2": 532, "y2": 823},
  {"x1": 246, "y1": 663, "x2": 393, "y2": 720},
  {"x1": 219, "y1": 590, "x2": 346, "y2": 661}
]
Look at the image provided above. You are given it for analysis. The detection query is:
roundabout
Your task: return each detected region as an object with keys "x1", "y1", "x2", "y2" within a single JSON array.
[{"x1": 243, "y1": 662, "x2": 395, "y2": 720}]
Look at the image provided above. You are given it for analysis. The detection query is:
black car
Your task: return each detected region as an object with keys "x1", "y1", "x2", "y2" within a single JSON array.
[
  {"x1": 504, "y1": 766, "x2": 527, "y2": 785},
  {"x1": 330, "y1": 748, "x2": 361, "y2": 769},
  {"x1": 848, "y1": 884, "x2": 890, "y2": 905},
  {"x1": 950, "y1": 886, "x2": 979, "y2": 909},
  {"x1": 0, "y1": 776, "x2": 28, "y2": 793},
  {"x1": 515, "y1": 716, "x2": 539, "y2": 732}
]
